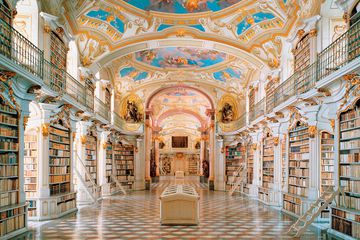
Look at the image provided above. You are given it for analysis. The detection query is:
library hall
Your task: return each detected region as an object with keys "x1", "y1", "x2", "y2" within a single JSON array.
[{"x1": 0, "y1": 0, "x2": 360, "y2": 239}]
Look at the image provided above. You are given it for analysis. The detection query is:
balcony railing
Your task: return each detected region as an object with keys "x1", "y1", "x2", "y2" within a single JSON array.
[
  {"x1": 0, "y1": 18, "x2": 43, "y2": 78},
  {"x1": 250, "y1": 98, "x2": 265, "y2": 122},
  {"x1": 94, "y1": 97, "x2": 110, "y2": 121},
  {"x1": 255, "y1": 19, "x2": 360, "y2": 125},
  {"x1": 0, "y1": 18, "x2": 93, "y2": 112}
]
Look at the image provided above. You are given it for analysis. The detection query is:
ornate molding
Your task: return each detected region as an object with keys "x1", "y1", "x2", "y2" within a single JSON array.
[
  {"x1": 330, "y1": 119, "x2": 335, "y2": 131},
  {"x1": 80, "y1": 135, "x2": 87, "y2": 145},
  {"x1": 273, "y1": 137, "x2": 279, "y2": 146},
  {"x1": 42, "y1": 123, "x2": 50, "y2": 137},
  {"x1": 317, "y1": 88, "x2": 331, "y2": 97},
  {"x1": 308, "y1": 125, "x2": 317, "y2": 138}
]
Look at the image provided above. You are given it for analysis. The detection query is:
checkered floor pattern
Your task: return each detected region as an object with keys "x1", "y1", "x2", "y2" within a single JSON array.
[{"x1": 16, "y1": 178, "x2": 337, "y2": 239}]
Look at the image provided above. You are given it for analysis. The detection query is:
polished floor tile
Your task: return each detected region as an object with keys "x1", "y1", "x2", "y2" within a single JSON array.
[{"x1": 15, "y1": 178, "x2": 340, "y2": 239}]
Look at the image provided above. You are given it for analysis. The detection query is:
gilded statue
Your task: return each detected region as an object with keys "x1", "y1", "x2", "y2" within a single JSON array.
[
  {"x1": 125, "y1": 100, "x2": 142, "y2": 123},
  {"x1": 220, "y1": 103, "x2": 234, "y2": 123}
]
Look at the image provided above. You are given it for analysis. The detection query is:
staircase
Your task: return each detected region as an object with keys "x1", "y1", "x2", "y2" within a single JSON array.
[
  {"x1": 75, "y1": 153, "x2": 101, "y2": 204},
  {"x1": 287, "y1": 187, "x2": 344, "y2": 237},
  {"x1": 110, "y1": 174, "x2": 127, "y2": 195},
  {"x1": 228, "y1": 163, "x2": 247, "y2": 196}
]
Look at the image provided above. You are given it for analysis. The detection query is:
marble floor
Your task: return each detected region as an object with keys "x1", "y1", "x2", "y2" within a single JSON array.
[{"x1": 15, "y1": 178, "x2": 341, "y2": 240}]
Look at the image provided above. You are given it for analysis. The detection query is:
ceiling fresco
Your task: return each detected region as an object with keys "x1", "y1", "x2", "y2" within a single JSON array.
[
  {"x1": 122, "y1": 0, "x2": 241, "y2": 14},
  {"x1": 236, "y1": 12, "x2": 276, "y2": 35},
  {"x1": 120, "y1": 66, "x2": 149, "y2": 81},
  {"x1": 135, "y1": 47, "x2": 228, "y2": 69},
  {"x1": 213, "y1": 67, "x2": 241, "y2": 82}
]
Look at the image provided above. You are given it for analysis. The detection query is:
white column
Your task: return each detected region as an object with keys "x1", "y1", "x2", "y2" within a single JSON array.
[
  {"x1": 98, "y1": 131, "x2": 110, "y2": 187},
  {"x1": 145, "y1": 125, "x2": 152, "y2": 186},
  {"x1": 272, "y1": 136, "x2": 282, "y2": 206},
  {"x1": 199, "y1": 136, "x2": 205, "y2": 176},
  {"x1": 308, "y1": 128, "x2": 320, "y2": 201},
  {"x1": 209, "y1": 125, "x2": 215, "y2": 189},
  {"x1": 134, "y1": 137, "x2": 145, "y2": 190},
  {"x1": 214, "y1": 137, "x2": 225, "y2": 191}
]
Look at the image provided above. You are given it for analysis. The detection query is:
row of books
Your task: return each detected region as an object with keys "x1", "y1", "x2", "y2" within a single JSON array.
[
  {"x1": 0, "y1": 213, "x2": 25, "y2": 237},
  {"x1": 58, "y1": 198, "x2": 76, "y2": 214},
  {"x1": 0, "y1": 105, "x2": 17, "y2": 114},
  {"x1": 290, "y1": 145, "x2": 309, "y2": 153},
  {"x1": 289, "y1": 177, "x2": 308, "y2": 187},
  {"x1": 340, "y1": 118, "x2": 360, "y2": 131},
  {"x1": 321, "y1": 172, "x2": 333, "y2": 179},
  {"x1": 340, "y1": 107, "x2": 360, "y2": 121},
  {"x1": 0, "y1": 114, "x2": 17, "y2": 125},
  {"x1": 0, "y1": 165, "x2": 18, "y2": 176},
  {"x1": 86, "y1": 166, "x2": 97, "y2": 173},
  {"x1": 339, "y1": 195, "x2": 360, "y2": 210},
  {"x1": 49, "y1": 175, "x2": 70, "y2": 183},
  {"x1": 0, "y1": 179, "x2": 18, "y2": 192},
  {"x1": 290, "y1": 137, "x2": 309, "y2": 143},
  {"x1": 288, "y1": 185, "x2": 308, "y2": 196},
  {"x1": 114, "y1": 156, "x2": 135, "y2": 160},
  {"x1": 114, "y1": 151, "x2": 133, "y2": 155},
  {"x1": 341, "y1": 129, "x2": 360, "y2": 139},
  {"x1": 340, "y1": 139, "x2": 360, "y2": 150},
  {"x1": 24, "y1": 149, "x2": 37, "y2": 157},
  {"x1": 0, "y1": 127, "x2": 17, "y2": 137},
  {"x1": 50, "y1": 182, "x2": 70, "y2": 195},
  {"x1": 57, "y1": 192, "x2": 76, "y2": 203},
  {"x1": 50, "y1": 158, "x2": 70, "y2": 166},
  {"x1": 289, "y1": 168, "x2": 309, "y2": 176},
  {"x1": 283, "y1": 199, "x2": 301, "y2": 215},
  {"x1": 85, "y1": 160, "x2": 96, "y2": 167},
  {"x1": 289, "y1": 153, "x2": 309, "y2": 160},
  {"x1": 50, "y1": 127, "x2": 69, "y2": 138},
  {"x1": 50, "y1": 142, "x2": 70, "y2": 150},
  {"x1": 340, "y1": 179, "x2": 360, "y2": 193},
  {"x1": 0, "y1": 192, "x2": 17, "y2": 207},
  {"x1": 340, "y1": 165, "x2": 360, "y2": 177},
  {"x1": 24, "y1": 184, "x2": 36, "y2": 191},
  {"x1": 289, "y1": 161, "x2": 308, "y2": 168},
  {"x1": 322, "y1": 165, "x2": 334, "y2": 172},
  {"x1": 49, "y1": 149, "x2": 70, "y2": 157},
  {"x1": 50, "y1": 166, "x2": 70, "y2": 175},
  {"x1": 0, "y1": 141, "x2": 18, "y2": 151},
  {"x1": 50, "y1": 134, "x2": 69, "y2": 144},
  {"x1": 322, "y1": 179, "x2": 335, "y2": 186},
  {"x1": 340, "y1": 153, "x2": 360, "y2": 163},
  {"x1": 0, "y1": 153, "x2": 16, "y2": 164}
]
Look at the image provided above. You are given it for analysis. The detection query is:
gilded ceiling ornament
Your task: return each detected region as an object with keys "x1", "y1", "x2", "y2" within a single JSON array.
[
  {"x1": 297, "y1": 29, "x2": 305, "y2": 39},
  {"x1": 102, "y1": 142, "x2": 107, "y2": 149},
  {"x1": 309, "y1": 28, "x2": 317, "y2": 37},
  {"x1": 176, "y1": 29, "x2": 186, "y2": 37},
  {"x1": 252, "y1": 143, "x2": 257, "y2": 150},
  {"x1": 44, "y1": 25, "x2": 51, "y2": 33},
  {"x1": 0, "y1": 71, "x2": 16, "y2": 82},
  {"x1": 275, "y1": 112, "x2": 284, "y2": 118},
  {"x1": 23, "y1": 116, "x2": 29, "y2": 130},
  {"x1": 308, "y1": 125, "x2": 317, "y2": 138}
]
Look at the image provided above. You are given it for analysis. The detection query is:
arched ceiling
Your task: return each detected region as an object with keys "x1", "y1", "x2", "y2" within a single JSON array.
[{"x1": 62, "y1": 0, "x2": 322, "y2": 103}]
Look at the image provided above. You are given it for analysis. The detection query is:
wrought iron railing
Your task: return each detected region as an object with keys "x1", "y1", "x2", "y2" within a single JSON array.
[
  {"x1": 94, "y1": 97, "x2": 110, "y2": 121},
  {"x1": 250, "y1": 98, "x2": 265, "y2": 122},
  {"x1": 0, "y1": 18, "x2": 43, "y2": 78}
]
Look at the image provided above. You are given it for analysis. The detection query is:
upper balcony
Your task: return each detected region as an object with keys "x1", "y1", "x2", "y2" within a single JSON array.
[{"x1": 242, "y1": 18, "x2": 360, "y2": 130}]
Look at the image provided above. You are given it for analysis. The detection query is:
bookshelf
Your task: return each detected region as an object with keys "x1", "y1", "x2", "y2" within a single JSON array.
[
  {"x1": 50, "y1": 32, "x2": 66, "y2": 92},
  {"x1": 85, "y1": 135, "x2": 97, "y2": 185},
  {"x1": 103, "y1": 140, "x2": 117, "y2": 195},
  {"x1": 0, "y1": 100, "x2": 27, "y2": 238},
  {"x1": 225, "y1": 144, "x2": 245, "y2": 191},
  {"x1": 259, "y1": 132, "x2": 274, "y2": 203},
  {"x1": 330, "y1": 99, "x2": 360, "y2": 239},
  {"x1": 294, "y1": 34, "x2": 310, "y2": 72},
  {"x1": 283, "y1": 122, "x2": 309, "y2": 216},
  {"x1": 188, "y1": 154, "x2": 199, "y2": 175},
  {"x1": 49, "y1": 124, "x2": 71, "y2": 196},
  {"x1": 114, "y1": 144, "x2": 134, "y2": 190},
  {"x1": 24, "y1": 130, "x2": 37, "y2": 217},
  {"x1": 281, "y1": 136, "x2": 287, "y2": 191}
]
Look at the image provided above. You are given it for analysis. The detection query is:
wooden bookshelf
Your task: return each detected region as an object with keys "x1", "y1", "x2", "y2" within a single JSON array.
[
  {"x1": 85, "y1": 135, "x2": 97, "y2": 185},
  {"x1": 283, "y1": 122, "x2": 309, "y2": 216},
  {"x1": 49, "y1": 124, "x2": 71, "y2": 196},
  {"x1": 259, "y1": 132, "x2": 274, "y2": 202},
  {"x1": 106, "y1": 141, "x2": 113, "y2": 183},
  {"x1": 24, "y1": 130, "x2": 37, "y2": 217},
  {"x1": 225, "y1": 144, "x2": 245, "y2": 191},
  {"x1": 50, "y1": 31, "x2": 66, "y2": 92},
  {"x1": 0, "y1": 100, "x2": 27, "y2": 238},
  {"x1": 114, "y1": 144, "x2": 134, "y2": 190},
  {"x1": 331, "y1": 99, "x2": 360, "y2": 239},
  {"x1": 249, "y1": 88, "x2": 255, "y2": 112}
]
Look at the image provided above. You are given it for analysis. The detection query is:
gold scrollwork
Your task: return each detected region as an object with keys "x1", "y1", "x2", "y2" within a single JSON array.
[
  {"x1": 308, "y1": 125, "x2": 317, "y2": 138},
  {"x1": 81, "y1": 135, "x2": 87, "y2": 145},
  {"x1": 252, "y1": 143, "x2": 257, "y2": 151},
  {"x1": 273, "y1": 137, "x2": 279, "y2": 146},
  {"x1": 42, "y1": 124, "x2": 50, "y2": 137},
  {"x1": 330, "y1": 119, "x2": 335, "y2": 131}
]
